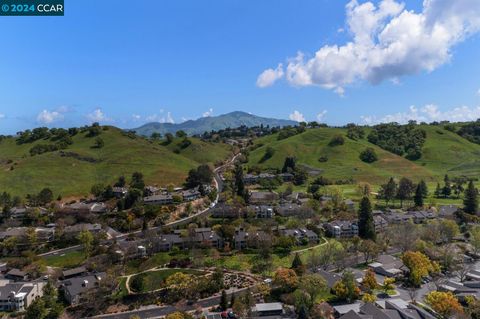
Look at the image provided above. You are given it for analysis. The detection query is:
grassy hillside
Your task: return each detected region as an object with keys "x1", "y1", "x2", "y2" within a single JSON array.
[
  {"x1": 248, "y1": 127, "x2": 480, "y2": 185},
  {"x1": 0, "y1": 127, "x2": 231, "y2": 198}
]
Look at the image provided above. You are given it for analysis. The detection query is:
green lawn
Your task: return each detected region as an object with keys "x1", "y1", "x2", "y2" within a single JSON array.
[
  {"x1": 43, "y1": 250, "x2": 85, "y2": 268},
  {"x1": 130, "y1": 269, "x2": 204, "y2": 293}
]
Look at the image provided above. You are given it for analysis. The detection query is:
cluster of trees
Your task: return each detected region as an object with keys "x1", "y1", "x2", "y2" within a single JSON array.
[
  {"x1": 25, "y1": 188, "x2": 54, "y2": 207},
  {"x1": 282, "y1": 157, "x2": 308, "y2": 186},
  {"x1": 457, "y1": 119, "x2": 480, "y2": 145},
  {"x1": 367, "y1": 122, "x2": 426, "y2": 160},
  {"x1": 434, "y1": 174, "x2": 473, "y2": 200},
  {"x1": 378, "y1": 177, "x2": 428, "y2": 207},
  {"x1": 346, "y1": 124, "x2": 365, "y2": 141},
  {"x1": 359, "y1": 147, "x2": 378, "y2": 163},
  {"x1": 25, "y1": 281, "x2": 64, "y2": 319},
  {"x1": 185, "y1": 164, "x2": 213, "y2": 189},
  {"x1": 328, "y1": 134, "x2": 345, "y2": 147},
  {"x1": 277, "y1": 125, "x2": 306, "y2": 140}
]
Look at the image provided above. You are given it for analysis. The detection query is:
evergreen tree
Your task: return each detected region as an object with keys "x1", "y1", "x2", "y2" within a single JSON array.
[
  {"x1": 358, "y1": 196, "x2": 376, "y2": 241},
  {"x1": 381, "y1": 177, "x2": 397, "y2": 206},
  {"x1": 291, "y1": 253, "x2": 305, "y2": 276},
  {"x1": 220, "y1": 290, "x2": 228, "y2": 311},
  {"x1": 464, "y1": 181, "x2": 479, "y2": 214},
  {"x1": 434, "y1": 183, "x2": 442, "y2": 198},
  {"x1": 414, "y1": 183, "x2": 424, "y2": 207},
  {"x1": 234, "y1": 164, "x2": 245, "y2": 197},
  {"x1": 282, "y1": 156, "x2": 296, "y2": 173},
  {"x1": 397, "y1": 177, "x2": 414, "y2": 208},
  {"x1": 418, "y1": 180, "x2": 428, "y2": 198},
  {"x1": 442, "y1": 174, "x2": 452, "y2": 198}
]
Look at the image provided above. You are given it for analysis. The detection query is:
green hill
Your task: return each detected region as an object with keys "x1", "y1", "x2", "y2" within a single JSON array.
[
  {"x1": 0, "y1": 127, "x2": 232, "y2": 198},
  {"x1": 247, "y1": 126, "x2": 480, "y2": 185}
]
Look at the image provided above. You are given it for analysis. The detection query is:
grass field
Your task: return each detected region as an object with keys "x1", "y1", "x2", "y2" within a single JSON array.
[
  {"x1": 130, "y1": 269, "x2": 204, "y2": 293},
  {"x1": 0, "y1": 127, "x2": 232, "y2": 197},
  {"x1": 248, "y1": 126, "x2": 480, "y2": 186},
  {"x1": 43, "y1": 250, "x2": 85, "y2": 268}
]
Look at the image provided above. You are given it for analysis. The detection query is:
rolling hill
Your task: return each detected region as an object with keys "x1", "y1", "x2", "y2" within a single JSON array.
[
  {"x1": 247, "y1": 126, "x2": 480, "y2": 184},
  {"x1": 131, "y1": 111, "x2": 296, "y2": 136},
  {"x1": 0, "y1": 127, "x2": 232, "y2": 198}
]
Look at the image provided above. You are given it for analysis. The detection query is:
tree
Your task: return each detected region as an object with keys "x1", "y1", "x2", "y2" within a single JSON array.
[
  {"x1": 282, "y1": 156, "x2": 296, "y2": 173},
  {"x1": 150, "y1": 132, "x2": 162, "y2": 140},
  {"x1": 260, "y1": 147, "x2": 275, "y2": 163},
  {"x1": 418, "y1": 179, "x2": 428, "y2": 198},
  {"x1": 91, "y1": 183, "x2": 105, "y2": 198},
  {"x1": 414, "y1": 183, "x2": 424, "y2": 207},
  {"x1": 176, "y1": 130, "x2": 187, "y2": 138},
  {"x1": 130, "y1": 172, "x2": 145, "y2": 190},
  {"x1": 362, "y1": 293, "x2": 376, "y2": 303},
  {"x1": 291, "y1": 253, "x2": 305, "y2": 276},
  {"x1": 25, "y1": 298, "x2": 47, "y2": 319},
  {"x1": 220, "y1": 290, "x2": 228, "y2": 311},
  {"x1": 115, "y1": 175, "x2": 126, "y2": 187},
  {"x1": 298, "y1": 274, "x2": 327, "y2": 304},
  {"x1": 397, "y1": 177, "x2": 414, "y2": 207},
  {"x1": 185, "y1": 164, "x2": 213, "y2": 188},
  {"x1": 165, "y1": 133, "x2": 174, "y2": 144},
  {"x1": 442, "y1": 174, "x2": 452, "y2": 198},
  {"x1": 358, "y1": 196, "x2": 376, "y2": 240},
  {"x1": 166, "y1": 312, "x2": 185, "y2": 319},
  {"x1": 130, "y1": 274, "x2": 146, "y2": 293},
  {"x1": 402, "y1": 251, "x2": 439, "y2": 286},
  {"x1": 273, "y1": 268, "x2": 298, "y2": 292},
  {"x1": 362, "y1": 269, "x2": 378, "y2": 292},
  {"x1": 382, "y1": 277, "x2": 395, "y2": 294},
  {"x1": 329, "y1": 135, "x2": 345, "y2": 146},
  {"x1": 77, "y1": 230, "x2": 94, "y2": 257},
  {"x1": 234, "y1": 164, "x2": 245, "y2": 197},
  {"x1": 333, "y1": 271, "x2": 360, "y2": 303},
  {"x1": 359, "y1": 147, "x2": 378, "y2": 163},
  {"x1": 434, "y1": 183, "x2": 442, "y2": 198},
  {"x1": 464, "y1": 180, "x2": 479, "y2": 214},
  {"x1": 470, "y1": 226, "x2": 480, "y2": 256},
  {"x1": 165, "y1": 272, "x2": 198, "y2": 299},
  {"x1": 38, "y1": 188, "x2": 53, "y2": 205},
  {"x1": 380, "y1": 177, "x2": 397, "y2": 206},
  {"x1": 425, "y1": 291, "x2": 463, "y2": 318},
  {"x1": 359, "y1": 240, "x2": 380, "y2": 264},
  {"x1": 94, "y1": 137, "x2": 104, "y2": 148}
]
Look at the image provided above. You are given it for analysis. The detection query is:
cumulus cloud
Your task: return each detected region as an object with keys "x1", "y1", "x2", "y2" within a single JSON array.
[
  {"x1": 256, "y1": 63, "x2": 284, "y2": 88},
  {"x1": 258, "y1": 0, "x2": 480, "y2": 93},
  {"x1": 145, "y1": 112, "x2": 175, "y2": 124},
  {"x1": 203, "y1": 108, "x2": 214, "y2": 117},
  {"x1": 289, "y1": 110, "x2": 306, "y2": 122},
  {"x1": 361, "y1": 104, "x2": 480, "y2": 124},
  {"x1": 37, "y1": 110, "x2": 64, "y2": 124},
  {"x1": 317, "y1": 110, "x2": 328, "y2": 122},
  {"x1": 86, "y1": 108, "x2": 113, "y2": 123}
]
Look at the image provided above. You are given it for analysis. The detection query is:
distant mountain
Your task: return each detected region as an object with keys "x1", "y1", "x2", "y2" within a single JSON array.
[{"x1": 131, "y1": 111, "x2": 297, "y2": 136}]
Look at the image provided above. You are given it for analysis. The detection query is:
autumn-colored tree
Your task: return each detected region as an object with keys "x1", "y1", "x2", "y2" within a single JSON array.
[
  {"x1": 165, "y1": 312, "x2": 185, "y2": 319},
  {"x1": 333, "y1": 271, "x2": 360, "y2": 303},
  {"x1": 425, "y1": 291, "x2": 463, "y2": 318},
  {"x1": 362, "y1": 269, "x2": 378, "y2": 292},
  {"x1": 273, "y1": 268, "x2": 299, "y2": 292},
  {"x1": 402, "y1": 251, "x2": 440, "y2": 286},
  {"x1": 165, "y1": 272, "x2": 198, "y2": 299},
  {"x1": 362, "y1": 293, "x2": 377, "y2": 303},
  {"x1": 382, "y1": 277, "x2": 396, "y2": 294}
]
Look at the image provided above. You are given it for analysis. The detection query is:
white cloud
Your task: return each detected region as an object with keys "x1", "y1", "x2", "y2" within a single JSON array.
[
  {"x1": 36, "y1": 110, "x2": 64, "y2": 124},
  {"x1": 361, "y1": 104, "x2": 480, "y2": 124},
  {"x1": 317, "y1": 110, "x2": 328, "y2": 122},
  {"x1": 0, "y1": 114, "x2": 5, "y2": 119},
  {"x1": 259, "y1": 0, "x2": 480, "y2": 93},
  {"x1": 289, "y1": 110, "x2": 306, "y2": 122},
  {"x1": 145, "y1": 112, "x2": 175, "y2": 124},
  {"x1": 256, "y1": 63, "x2": 284, "y2": 88},
  {"x1": 132, "y1": 114, "x2": 141, "y2": 121},
  {"x1": 477, "y1": 88, "x2": 480, "y2": 96},
  {"x1": 87, "y1": 108, "x2": 111, "y2": 123},
  {"x1": 203, "y1": 108, "x2": 214, "y2": 117}
]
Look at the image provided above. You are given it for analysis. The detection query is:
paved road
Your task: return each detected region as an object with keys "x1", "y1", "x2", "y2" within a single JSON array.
[
  {"x1": 90, "y1": 288, "x2": 248, "y2": 319},
  {"x1": 39, "y1": 153, "x2": 239, "y2": 258}
]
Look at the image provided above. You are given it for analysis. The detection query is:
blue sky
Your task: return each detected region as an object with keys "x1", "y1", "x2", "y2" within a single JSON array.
[{"x1": 0, "y1": 0, "x2": 479, "y2": 134}]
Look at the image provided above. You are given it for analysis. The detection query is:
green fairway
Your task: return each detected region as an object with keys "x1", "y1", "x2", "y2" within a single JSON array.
[
  {"x1": 130, "y1": 268, "x2": 204, "y2": 293},
  {"x1": 43, "y1": 250, "x2": 85, "y2": 268}
]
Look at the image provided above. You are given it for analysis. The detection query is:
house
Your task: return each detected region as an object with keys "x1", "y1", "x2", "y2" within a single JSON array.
[
  {"x1": 211, "y1": 204, "x2": 246, "y2": 219},
  {"x1": 248, "y1": 205, "x2": 274, "y2": 218},
  {"x1": 258, "y1": 173, "x2": 277, "y2": 181},
  {"x1": 5, "y1": 269, "x2": 28, "y2": 282},
  {"x1": 62, "y1": 266, "x2": 87, "y2": 280},
  {"x1": 144, "y1": 186, "x2": 159, "y2": 196},
  {"x1": 0, "y1": 227, "x2": 55, "y2": 243},
  {"x1": 439, "y1": 205, "x2": 459, "y2": 218},
  {"x1": 61, "y1": 272, "x2": 106, "y2": 305},
  {"x1": 405, "y1": 210, "x2": 436, "y2": 224},
  {"x1": 317, "y1": 269, "x2": 342, "y2": 289},
  {"x1": 234, "y1": 228, "x2": 271, "y2": 250},
  {"x1": 250, "y1": 302, "x2": 284, "y2": 317},
  {"x1": 324, "y1": 221, "x2": 359, "y2": 238},
  {"x1": 243, "y1": 174, "x2": 259, "y2": 185},
  {"x1": 152, "y1": 233, "x2": 185, "y2": 252},
  {"x1": 368, "y1": 255, "x2": 404, "y2": 278},
  {"x1": 64, "y1": 223, "x2": 102, "y2": 237},
  {"x1": 143, "y1": 194, "x2": 174, "y2": 205},
  {"x1": 0, "y1": 281, "x2": 45, "y2": 311},
  {"x1": 383, "y1": 211, "x2": 412, "y2": 224},
  {"x1": 112, "y1": 187, "x2": 128, "y2": 198},
  {"x1": 182, "y1": 189, "x2": 201, "y2": 201},
  {"x1": 194, "y1": 228, "x2": 223, "y2": 249},
  {"x1": 61, "y1": 202, "x2": 107, "y2": 214},
  {"x1": 373, "y1": 216, "x2": 388, "y2": 233},
  {"x1": 8, "y1": 207, "x2": 27, "y2": 219},
  {"x1": 280, "y1": 228, "x2": 319, "y2": 244},
  {"x1": 249, "y1": 191, "x2": 278, "y2": 204},
  {"x1": 276, "y1": 203, "x2": 301, "y2": 217},
  {"x1": 278, "y1": 173, "x2": 294, "y2": 182},
  {"x1": 344, "y1": 199, "x2": 355, "y2": 211}
]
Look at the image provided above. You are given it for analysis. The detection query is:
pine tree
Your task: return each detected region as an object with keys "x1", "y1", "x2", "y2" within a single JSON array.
[
  {"x1": 464, "y1": 181, "x2": 479, "y2": 214},
  {"x1": 234, "y1": 165, "x2": 245, "y2": 197},
  {"x1": 414, "y1": 183, "x2": 424, "y2": 207},
  {"x1": 434, "y1": 183, "x2": 442, "y2": 198},
  {"x1": 291, "y1": 253, "x2": 305, "y2": 276},
  {"x1": 220, "y1": 290, "x2": 228, "y2": 311},
  {"x1": 442, "y1": 174, "x2": 452, "y2": 198},
  {"x1": 382, "y1": 177, "x2": 397, "y2": 206},
  {"x1": 418, "y1": 180, "x2": 428, "y2": 198},
  {"x1": 358, "y1": 196, "x2": 376, "y2": 241}
]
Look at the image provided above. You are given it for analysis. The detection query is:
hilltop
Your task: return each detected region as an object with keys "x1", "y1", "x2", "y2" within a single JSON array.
[
  {"x1": 131, "y1": 111, "x2": 296, "y2": 136},
  {"x1": 247, "y1": 125, "x2": 480, "y2": 184},
  {"x1": 0, "y1": 126, "x2": 232, "y2": 198}
]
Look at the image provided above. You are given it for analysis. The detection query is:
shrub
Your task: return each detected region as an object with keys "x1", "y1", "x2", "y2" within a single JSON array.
[
  {"x1": 329, "y1": 135, "x2": 345, "y2": 146},
  {"x1": 359, "y1": 148, "x2": 378, "y2": 163}
]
